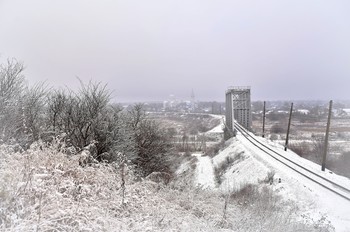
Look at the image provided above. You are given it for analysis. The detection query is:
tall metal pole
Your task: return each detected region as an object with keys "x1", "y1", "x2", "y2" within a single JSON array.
[
  {"x1": 322, "y1": 100, "x2": 333, "y2": 171},
  {"x1": 284, "y1": 102, "x2": 293, "y2": 151},
  {"x1": 262, "y1": 101, "x2": 266, "y2": 138},
  {"x1": 231, "y1": 93, "x2": 235, "y2": 135}
]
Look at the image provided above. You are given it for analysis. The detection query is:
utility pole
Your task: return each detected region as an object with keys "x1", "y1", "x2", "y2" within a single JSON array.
[
  {"x1": 262, "y1": 101, "x2": 266, "y2": 138},
  {"x1": 284, "y1": 102, "x2": 293, "y2": 151},
  {"x1": 322, "y1": 100, "x2": 333, "y2": 171}
]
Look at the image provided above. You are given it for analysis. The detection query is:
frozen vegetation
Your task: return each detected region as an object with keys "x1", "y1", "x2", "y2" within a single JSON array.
[
  {"x1": 0, "y1": 58, "x2": 346, "y2": 231},
  {"x1": 0, "y1": 139, "x2": 335, "y2": 231}
]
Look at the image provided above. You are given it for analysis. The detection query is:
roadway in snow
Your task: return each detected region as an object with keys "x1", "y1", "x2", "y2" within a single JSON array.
[
  {"x1": 193, "y1": 114, "x2": 223, "y2": 189},
  {"x1": 193, "y1": 153, "x2": 216, "y2": 189}
]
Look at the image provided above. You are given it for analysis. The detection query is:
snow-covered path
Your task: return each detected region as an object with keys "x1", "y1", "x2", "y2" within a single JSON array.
[
  {"x1": 193, "y1": 154, "x2": 216, "y2": 189},
  {"x1": 205, "y1": 115, "x2": 224, "y2": 134},
  {"x1": 192, "y1": 115, "x2": 224, "y2": 189}
]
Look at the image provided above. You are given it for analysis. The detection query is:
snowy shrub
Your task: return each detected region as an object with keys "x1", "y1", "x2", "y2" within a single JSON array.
[
  {"x1": 270, "y1": 124, "x2": 285, "y2": 134},
  {"x1": 0, "y1": 141, "x2": 132, "y2": 231},
  {"x1": 45, "y1": 82, "x2": 137, "y2": 165},
  {"x1": 18, "y1": 83, "x2": 48, "y2": 146},
  {"x1": 269, "y1": 134, "x2": 279, "y2": 141},
  {"x1": 127, "y1": 104, "x2": 171, "y2": 177},
  {"x1": 145, "y1": 172, "x2": 172, "y2": 186},
  {"x1": 328, "y1": 151, "x2": 350, "y2": 177},
  {"x1": 1, "y1": 60, "x2": 172, "y2": 177},
  {"x1": 214, "y1": 151, "x2": 245, "y2": 185},
  {"x1": 288, "y1": 141, "x2": 314, "y2": 158},
  {"x1": 204, "y1": 139, "x2": 225, "y2": 157},
  {"x1": 0, "y1": 143, "x2": 334, "y2": 232},
  {"x1": 264, "y1": 170, "x2": 275, "y2": 184},
  {"x1": 289, "y1": 137, "x2": 324, "y2": 164},
  {"x1": 0, "y1": 59, "x2": 25, "y2": 143},
  {"x1": 0, "y1": 143, "x2": 226, "y2": 231},
  {"x1": 46, "y1": 82, "x2": 111, "y2": 151},
  {"x1": 46, "y1": 85, "x2": 171, "y2": 178},
  {"x1": 225, "y1": 183, "x2": 334, "y2": 232},
  {"x1": 46, "y1": 89, "x2": 67, "y2": 134},
  {"x1": 0, "y1": 59, "x2": 48, "y2": 147}
]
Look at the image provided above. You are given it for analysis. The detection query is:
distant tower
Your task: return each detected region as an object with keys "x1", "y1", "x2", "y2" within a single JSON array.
[
  {"x1": 190, "y1": 89, "x2": 195, "y2": 111},
  {"x1": 225, "y1": 86, "x2": 252, "y2": 134}
]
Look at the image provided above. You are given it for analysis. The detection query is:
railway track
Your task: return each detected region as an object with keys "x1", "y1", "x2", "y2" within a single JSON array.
[{"x1": 234, "y1": 122, "x2": 350, "y2": 201}]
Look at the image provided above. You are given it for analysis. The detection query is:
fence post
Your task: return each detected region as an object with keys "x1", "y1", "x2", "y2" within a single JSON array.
[
  {"x1": 284, "y1": 102, "x2": 293, "y2": 151},
  {"x1": 262, "y1": 101, "x2": 266, "y2": 138},
  {"x1": 322, "y1": 100, "x2": 333, "y2": 171}
]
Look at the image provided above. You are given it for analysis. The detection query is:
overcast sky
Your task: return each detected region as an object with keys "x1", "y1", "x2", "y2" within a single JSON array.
[{"x1": 0, "y1": 0, "x2": 349, "y2": 102}]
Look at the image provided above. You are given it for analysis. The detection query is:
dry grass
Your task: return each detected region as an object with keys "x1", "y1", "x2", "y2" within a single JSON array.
[
  {"x1": 1, "y1": 141, "x2": 221, "y2": 231},
  {"x1": 0, "y1": 141, "x2": 334, "y2": 231},
  {"x1": 214, "y1": 151, "x2": 245, "y2": 185},
  {"x1": 0, "y1": 141, "x2": 123, "y2": 231},
  {"x1": 225, "y1": 183, "x2": 334, "y2": 232}
]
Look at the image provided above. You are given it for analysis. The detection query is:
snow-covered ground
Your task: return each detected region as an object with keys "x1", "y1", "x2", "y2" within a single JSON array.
[
  {"x1": 193, "y1": 114, "x2": 223, "y2": 190},
  {"x1": 205, "y1": 114, "x2": 224, "y2": 134},
  {"x1": 213, "y1": 140, "x2": 271, "y2": 193},
  {"x1": 237, "y1": 132, "x2": 350, "y2": 232},
  {"x1": 2, "y1": 112, "x2": 348, "y2": 231},
  {"x1": 192, "y1": 153, "x2": 216, "y2": 189},
  {"x1": 192, "y1": 120, "x2": 350, "y2": 231}
]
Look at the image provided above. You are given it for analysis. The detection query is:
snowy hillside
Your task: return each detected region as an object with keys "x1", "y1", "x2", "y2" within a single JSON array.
[
  {"x1": 192, "y1": 125, "x2": 350, "y2": 232},
  {"x1": 0, "y1": 142, "x2": 230, "y2": 231},
  {"x1": 1, "y1": 115, "x2": 347, "y2": 231}
]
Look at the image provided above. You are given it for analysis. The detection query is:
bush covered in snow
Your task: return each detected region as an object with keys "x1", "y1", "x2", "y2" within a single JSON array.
[
  {"x1": 0, "y1": 59, "x2": 171, "y2": 177},
  {"x1": 0, "y1": 142, "x2": 334, "y2": 231}
]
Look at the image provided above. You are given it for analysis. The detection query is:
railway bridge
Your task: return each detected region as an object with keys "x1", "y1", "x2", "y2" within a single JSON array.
[{"x1": 225, "y1": 86, "x2": 252, "y2": 135}]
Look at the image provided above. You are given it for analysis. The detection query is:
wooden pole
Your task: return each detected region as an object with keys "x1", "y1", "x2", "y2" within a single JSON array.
[
  {"x1": 262, "y1": 101, "x2": 266, "y2": 138},
  {"x1": 322, "y1": 100, "x2": 333, "y2": 171},
  {"x1": 284, "y1": 102, "x2": 293, "y2": 151}
]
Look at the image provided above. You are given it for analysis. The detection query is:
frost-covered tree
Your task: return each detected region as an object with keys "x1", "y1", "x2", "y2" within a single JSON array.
[
  {"x1": 45, "y1": 82, "x2": 136, "y2": 163},
  {"x1": 127, "y1": 104, "x2": 171, "y2": 177},
  {"x1": 1, "y1": 59, "x2": 170, "y2": 178},
  {"x1": 47, "y1": 89, "x2": 67, "y2": 134},
  {"x1": 0, "y1": 59, "x2": 25, "y2": 142},
  {"x1": 19, "y1": 83, "x2": 48, "y2": 144},
  {"x1": 0, "y1": 59, "x2": 24, "y2": 106},
  {"x1": 0, "y1": 59, "x2": 47, "y2": 146},
  {"x1": 46, "y1": 82, "x2": 110, "y2": 150}
]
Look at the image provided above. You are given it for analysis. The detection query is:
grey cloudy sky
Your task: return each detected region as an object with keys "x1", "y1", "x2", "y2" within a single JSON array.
[{"x1": 0, "y1": 0, "x2": 349, "y2": 102}]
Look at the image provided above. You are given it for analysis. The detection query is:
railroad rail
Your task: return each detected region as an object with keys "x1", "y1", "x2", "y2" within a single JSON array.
[{"x1": 234, "y1": 122, "x2": 350, "y2": 201}]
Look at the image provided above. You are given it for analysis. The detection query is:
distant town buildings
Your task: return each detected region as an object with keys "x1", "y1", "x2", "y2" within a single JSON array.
[{"x1": 162, "y1": 90, "x2": 198, "y2": 112}]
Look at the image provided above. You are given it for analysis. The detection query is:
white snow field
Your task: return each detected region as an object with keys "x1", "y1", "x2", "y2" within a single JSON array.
[
  {"x1": 236, "y1": 131, "x2": 350, "y2": 232},
  {"x1": 193, "y1": 122, "x2": 350, "y2": 232}
]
